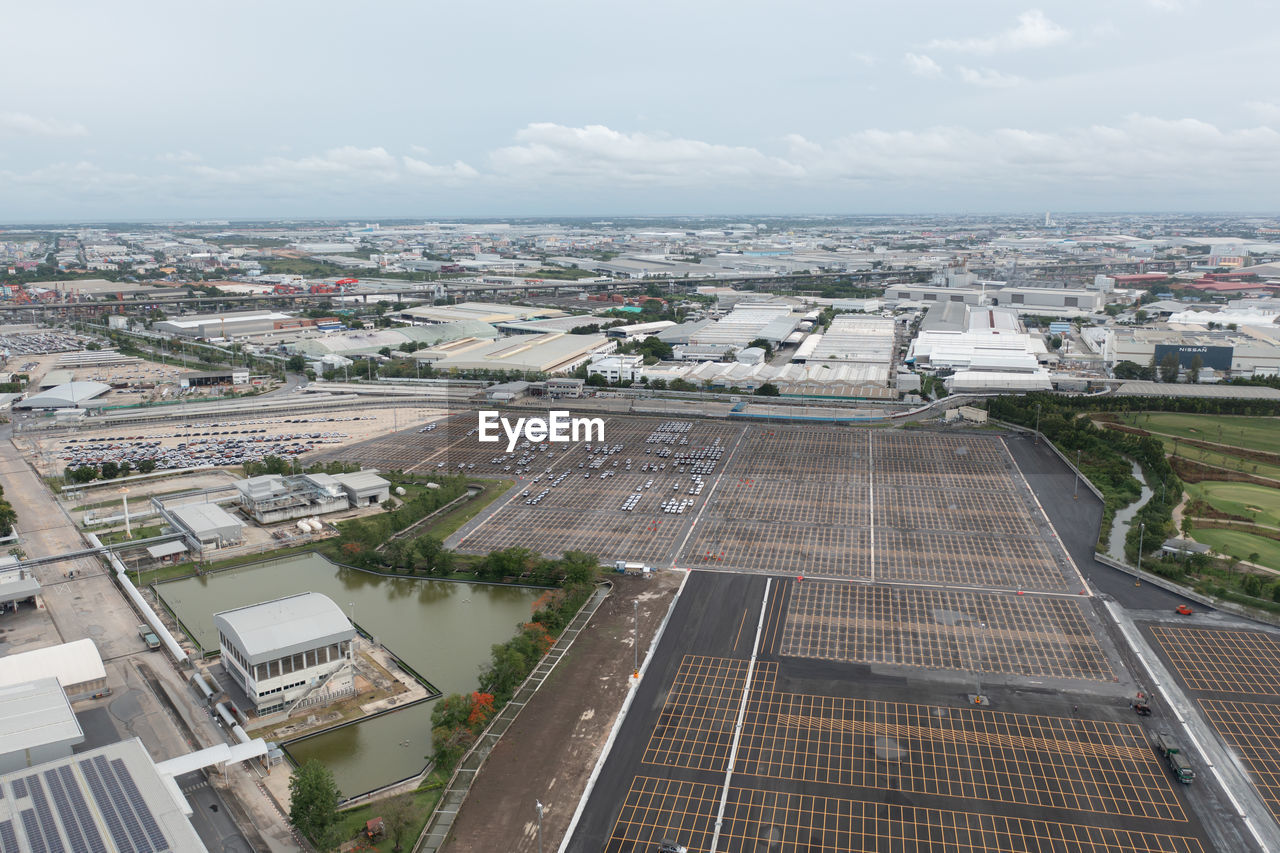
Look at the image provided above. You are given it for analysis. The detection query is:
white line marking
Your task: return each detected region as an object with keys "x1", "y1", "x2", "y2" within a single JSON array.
[
  {"x1": 708, "y1": 577, "x2": 771, "y2": 853},
  {"x1": 669, "y1": 425, "x2": 749, "y2": 568},
  {"x1": 868, "y1": 429, "x2": 875, "y2": 584}
]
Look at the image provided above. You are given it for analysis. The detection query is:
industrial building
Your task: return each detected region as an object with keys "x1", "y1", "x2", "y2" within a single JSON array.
[
  {"x1": 0, "y1": 737, "x2": 209, "y2": 852},
  {"x1": 167, "y1": 503, "x2": 244, "y2": 552},
  {"x1": 155, "y1": 310, "x2": 294, "y2": 339},
  {"x1": 421, "y1": 332, "x2": 610, "y2": 375},
  {"x1": 794, "y1": 315, "x2": 895, "y2": 386},
  {"x1": 283, "y1": 321, "x2": 498, "y2": 358},
  {"x1": 234, "y1": 471, "x2": 390, "y2": 523},
  {"x1": 397, "y1": 302, "x2": 566, "y2": 326},
  {"x1": 0, "y1": 638, "x2": 108, "y2": 702},
  {"x1": 686, "y1": 303, "x2": 801, "y2": 348},
  {"x1": 180, "y1": 368, "x2": 250, "y2": 388},
  {"x1": 0, "y1": 560, "x2": 40, "y2": 612},
  {"x1": 1104, "y1": 326, "x2": 1280, "y2": 377},
  {"x1": 14, "y1": 380, "x2": 111, "y2": 410},
  {"x1": 214, "y1": 592, "x2": 356, "y2": 716},
  {"x1": 543, "y1": 377, "x2": 585, "y2": 398},
  {"x1": 0, "y1": 678, "x2": 83, "y2": 774},
  {"x1": 908, "y1": 305, "x2": 1053, "y2": 392},
  {"x1": 588, "y1": 354, "x2": 646, "y2": 383},
  {"x1": 884, "y1": 284, "x2": 1105, "y2": 315}
]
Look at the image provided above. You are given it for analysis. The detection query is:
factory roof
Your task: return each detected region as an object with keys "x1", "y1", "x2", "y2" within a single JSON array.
[
  {"x1": 169, "y1": 503, "x2": 243, "y2": 537},
  {"x1": 331, "y1": 470, "x2": 390, "y2": 493},
  {"x1": 0, "y1": 639, "x2": 106, "y2": 692},
  {"x1": 401, "y1": 302, "x2": 565, "y2": 325},
  {"x1": 1113, "y1": 381, "x2": 1280, "y2": 400},
  {"x1": 427, "y1": 333, "x2": 608, "y2": 375},
  {"x1": 0, "y1": 737, "x2": 208, "y2": 853},
  {"x1": 0, "y1": 678, "x2": 82, "y2": 757},
  {"x1": 214, "y1": 592, "x2": 354, "y2": 666}
]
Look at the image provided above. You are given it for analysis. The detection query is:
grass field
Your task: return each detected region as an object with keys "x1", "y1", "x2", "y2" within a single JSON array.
[
  {"x1": 1148, "y1": 434, "x2": 1280, "y2": 481},
  {"x1": 1191, "y1": 527, "x2": 1280, "y2": 571},
  {"x1": 1188, "y1": 482, "x2": 1280, "y2": 528},
  {"x1": 1119, "y1": 412, "x2": 1280, "y2": 455}
]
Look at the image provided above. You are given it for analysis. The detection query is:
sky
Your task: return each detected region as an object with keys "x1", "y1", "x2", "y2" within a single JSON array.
[{"x1": 2, "y1": 0, "x2": 1278, "y2": 221}]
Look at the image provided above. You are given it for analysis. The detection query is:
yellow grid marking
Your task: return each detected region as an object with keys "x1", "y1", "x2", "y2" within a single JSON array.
[{"x1": 1151, "y1": 626, "x2": 1280, "y2": 696}]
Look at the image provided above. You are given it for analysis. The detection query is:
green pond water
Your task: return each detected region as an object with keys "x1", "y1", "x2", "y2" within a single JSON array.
[{"x1": 157, "y1": 552, "x2": 542, "y2": 797}]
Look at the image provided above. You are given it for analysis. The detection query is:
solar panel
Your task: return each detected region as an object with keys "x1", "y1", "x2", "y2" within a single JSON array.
[
  {"x1": 0, "y1": 820, "x2": 18, "y2": 853},
  {"x1": 25, "y1": 775, "x2": 67, "y2": 853},
  {"x1": 20, "y1": 808, "x2": 48, "y2": 853},
  {"x1": 91, "y1": 756, "x2": 151, "y2": 853},
  {"x1": 78, "y1": 759, "x2": 135, "y2": 853},
  {"x1": 107, "y1": 759, "x2": 168, "y2": 853},
  {"x1": 57, "y1": 767, "x2": 107, "y2": 853},
  {"x1": 11, "y1": 779, "x2": 27, "y2": 800},
  {"x1": 45, "y1": 769, "x2": 91, "y2": 853}
]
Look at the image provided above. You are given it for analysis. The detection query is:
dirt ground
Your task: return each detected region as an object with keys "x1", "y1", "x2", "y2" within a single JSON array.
[{"x1": 440, "y1": 570, "x2": 683, "y2": 853}]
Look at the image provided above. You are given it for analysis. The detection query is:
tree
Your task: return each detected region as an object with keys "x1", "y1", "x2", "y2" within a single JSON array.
[
  {"x1": 561, "y1": 550, "x2": 598, "y2": 587},
  {"x1": 1187, "y1": 354, "x2": 1203, "y2": 384},
  {"x1": 755, "y1": 382, "x2": 781, "y2": 397},
  {"x1": 288, "y1": 760, "x2": 341, "y2": 844},
  {"x1": 100, "y1": 460, "x2": 120, "y2": 479},
  {"x1": 747, "y1": 338, "x2": 775, "y2": 360},
  {"x1": 1159, "y1": 352, "x2": 1180, "y2": 383},
  {"x1": 1050, "y1": 335, "x2": 1063, "y2": 350},
  {"x1": 1113, "y1": 360, "x2": 1150, "y2": 381},
  {"x1": 286, "y1": 354, "x2": 307, "y2": 372},
  {"x1": 382, "y1": 794, "x2": 416, "y2": 852}
]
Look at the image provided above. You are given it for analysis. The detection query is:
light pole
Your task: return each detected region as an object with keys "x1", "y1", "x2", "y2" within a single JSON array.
[
  {"x1": 1033, "y1": 403, "x2": 1042, "y2": 445},
  {"x1": 535, "y1": 800, "x2": 543, "y2": 853},
  {"x1": 1137, "y1": 522, "x2": 1145, "y2": 569},
  {"x1": 348, "y1": 601, "x2": 355, "y2": 629},
  {"x1": 1073, "y1": 449, "x2": 1081, "y2": 501}
]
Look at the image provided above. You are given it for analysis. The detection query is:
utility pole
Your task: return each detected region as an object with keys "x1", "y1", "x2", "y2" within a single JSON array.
[
  {"x1": 1137, "y1": 522, "x2": 1145, "y2": 569},
  {"x1": 535, "y1": 801, "x2": 543, "y2": 853},
  {"x1": 1033, "y1": 403, "x2": 1042, "y2": 445},
  {"x1": 1073, "y1": 449, "x2": 1081, "y2": 500}
]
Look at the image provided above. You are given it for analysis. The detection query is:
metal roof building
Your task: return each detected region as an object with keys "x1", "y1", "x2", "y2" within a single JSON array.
[
  {"x1": 167, "y1": 503, "x2": 244, "y2": 552},
  {"x1": 13, "y1": 381, "x2": 111, "y2": 410},
  {"x1": 424, "y1": 333, "x2": 610, "y2": 375},
  {"x1": 0, "y1": 639, "x2": 108, "y2": 702},
  {"x1": 0, "y1": 678, "x2": 84, "y2": 775},
  {"x1": 0, "y1": 737, "x2": 208, "y2": 852}
]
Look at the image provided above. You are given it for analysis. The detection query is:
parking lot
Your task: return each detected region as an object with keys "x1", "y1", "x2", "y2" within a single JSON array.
[
  {"x1": 779, "y1": 579, "x2": 1114, "y2": 680},
  {"x1": 335, "y1": 417, "x2": 1084, "y2": 595},
  {"x1": 1147, "y1": 624, "x2": 1280, "y2": 824},
  {"x1": 573, "y1": 571, "x2": 1211, "y2": 853}
]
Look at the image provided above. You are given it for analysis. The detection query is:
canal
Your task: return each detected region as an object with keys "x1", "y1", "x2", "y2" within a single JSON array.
[{"x1": 156, "y1": 552, "x2": 543, "y2": 797}]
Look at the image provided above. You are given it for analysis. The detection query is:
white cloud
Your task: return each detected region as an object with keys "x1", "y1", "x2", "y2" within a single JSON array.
[
  {"x1": 1246, "y1": 101, "x2": 1280, "y2": 123},
  {"x1": 157, "y1": 150, "x2": 201, "y2": 163},
  {"x1": 927, "y1": 10, "x2": 1069, "y2": 54},
  {"x1": 903, "y1": 53, "x2": 943, "y2": 78},
  {"x1": 490, "y1": 123, "x2": 806, "y2": 184},
  {"x1": 403, "y1": 156, "x2": 478, "y2": 180},
  {"x1": 0, "y1": 112, "x2": 88, "y2": 138},
  {"x1": 956, "y1": 66, "x2": 1024, "y2": 88}
]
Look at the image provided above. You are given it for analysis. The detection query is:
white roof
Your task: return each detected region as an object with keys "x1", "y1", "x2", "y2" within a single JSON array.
[
  {"x1": 16, "y1": 381, "x2": 111, "y2": 409},
  {"x1": 169, "y1": 502, "x2": 243, "y2": 537},
  {"x1": 0, "y1": 677, "x2": 82, "y2": 755},
  {"x1": 0, "y1": 638, "x2": 106, "y2": 690},
  {"x1": 214, "y1": 592, "x2": 353, "y2": 665}
]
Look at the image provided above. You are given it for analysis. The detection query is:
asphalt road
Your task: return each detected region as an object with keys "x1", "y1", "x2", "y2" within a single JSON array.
[{"x1": 1003, "y1": 432, "x2": 1196, "y2": 611}]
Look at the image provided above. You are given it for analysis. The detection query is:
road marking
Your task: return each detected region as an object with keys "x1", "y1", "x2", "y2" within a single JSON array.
[
  {"x1": 868, "y1": 429, "x2": 875, "y2": 584},
  {"x1": 708, "y1": 577, "x2": 770, "y2": 853},
  {"x1": 732, "y1": 608, "x2": 748, "y2": 652},
  {"x1": 668, "y1": 425, "x2": 748, "y2": 568}
]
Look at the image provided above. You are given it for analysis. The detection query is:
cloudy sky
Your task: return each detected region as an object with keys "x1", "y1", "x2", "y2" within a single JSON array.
[{"x1": 2, "y1": 0, "x2": 1278, "y2": 220}]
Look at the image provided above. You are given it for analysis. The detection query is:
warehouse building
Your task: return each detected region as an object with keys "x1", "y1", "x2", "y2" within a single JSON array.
[
  {"x1": 155, "y1": 310, "x2": 294, "y2": 339},
  {"x1": 235, "y1": 471, "x2": 390, "y2": 523},
  {"x1": 180, "y1": 368, "x2": 250, "y2": 388},
  {"x1": 588, "y1": 354, "x2": 645, "y2": 383},
  {"x1": 798, "y1": 315, "x2": 895, "y2": 383},
  {"x1": 397, "y1": 302, "x2": 565, "y2": 326},
  {"x1": 1104, "y1": 326, "x2": 1280, "y2": 377},
  {"x1": 0, "y1": 737, "x2": 209, "y2": 852},
  {"x1": 0, "y1": 561, "x2": 40, "y2": 613},
  {"x1": 167, "y1": 503, "x2": 244, "y2": 552},
  {"x1": 421, "y1": 332, "x2": 610, "y2": 375},
  {"x1": 214, "y1": 592, "x2": 356, "y2": 716},
  {"x1": 14, "y1": 381, "x2": 111, "y2": 410},
  {"x1": 0, "y1": 638, "x2": 108, "y2": 702},
  {"x1": 0, "y1": 678, "x2": 83, "y2": 774},
  {"x1": 687, "y1": 303, "x2": 801, "y2": 348}
]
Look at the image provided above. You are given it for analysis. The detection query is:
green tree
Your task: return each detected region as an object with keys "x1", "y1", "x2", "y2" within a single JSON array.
[
  {"x1": 288, "y1": 759, "x2": 341, "y2": 844},
  {"x1": 754, "y1": 382, "x2": 781, "y2": 397},
  {"x1": 747, "y1": 338, "x2": 775, "y2": 360},
  {"x1": 1159, "y1": 352, "x2": 1180, "y2": 383},
  {"x1": 286, "y1": 354, "x2": 307, "y2": 372},
  {"x1": 1187, "y1": 354, "x2": 1203, "y2": 384},
  {"x1": 561, "y1": 550, "x2": 598, "y2": 587},
  {"x1": 1050, "y1": 335, "x2": 1063, "y2": 350},
  {"x1": 382, "y1": 793, "x2": 416, "y2": 852},
  {"x1": 100, "y1": 461, "x2": 120, "y2": 479}
]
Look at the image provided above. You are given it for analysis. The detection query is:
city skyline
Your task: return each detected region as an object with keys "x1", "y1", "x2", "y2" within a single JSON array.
[{"x1": 3, "y1": 0, "x2": 1278, "y2": 219}]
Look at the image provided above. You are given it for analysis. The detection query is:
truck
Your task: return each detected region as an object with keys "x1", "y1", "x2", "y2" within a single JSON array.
[
  {"x1": 614, "y1": 560, "x2": 652, "y2": 577},
  {"x1": 137, "y1": 624, "x2": 161, "y2": 651},
  {"x1": 1155, "y1": 733, "x2": 1194, "y2": 784}
]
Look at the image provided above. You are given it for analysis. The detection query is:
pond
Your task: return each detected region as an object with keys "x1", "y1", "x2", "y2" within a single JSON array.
[{"x1": 157, "y1": 552, "x2": 543, "y2": 797}]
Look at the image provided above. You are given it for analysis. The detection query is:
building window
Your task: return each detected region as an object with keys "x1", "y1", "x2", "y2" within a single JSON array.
[{"x1": 1012, "y1": 294, "x2": 1024, "y2": 304}]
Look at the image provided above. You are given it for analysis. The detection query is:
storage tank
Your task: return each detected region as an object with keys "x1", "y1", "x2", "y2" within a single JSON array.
[
  {"x1": 297, "y1": 520, "x2": 311, "y2": 533},
  {"x1": 394, "y1": 486, "x2": 406, "y2": 496}
]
